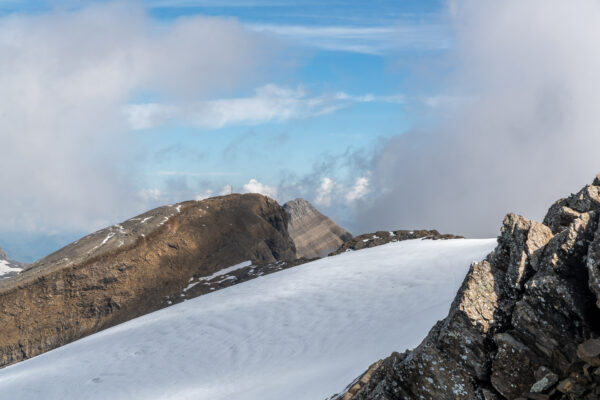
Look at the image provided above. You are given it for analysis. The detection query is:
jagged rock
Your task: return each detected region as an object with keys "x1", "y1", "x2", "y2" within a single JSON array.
[
  {"x1": 586, "y1": 225, "x2": 600, "y2": 308},
  {"x1": 530, "y1": 372, "x2": 558, "y2": 393},
  {"x1": 491, "y1": 333, "x2": 541, "y2": 398},
  {"x1": 283, "y1": 198, "x2": 352, "y2": 259},
  {"x1": 494, "y1": 213, "x2": 553, "y2": 290},
  {"x1": 337, "y1": 174, "x2": 600, "y2": 400},
  {"x1": 577, "y1": 339, "x2": 600, "y2": 367},
  {"x1": 330, "y1": 229, "x2": 463, "y2": 256},
  {"x1": 543, "y1": 179, "x2": 600, "y2": 234},
  {"x1": 523, "y1": 394, "x2": 550, "y2": 400},
  {"x1": 556, "y1": 377, "x2": 586, "y2": 396},
  {"x1": 0, "y1": 194, "x2": 297, "y2": 368}
]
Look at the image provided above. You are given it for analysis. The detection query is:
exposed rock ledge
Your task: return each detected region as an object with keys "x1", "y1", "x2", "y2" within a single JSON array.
[
  {"x1": 330, "y1": 229, "x2": 463, "y2": 256},
  {"x1": 336, "y1": 175, "x2": 600, "y2": 400}
]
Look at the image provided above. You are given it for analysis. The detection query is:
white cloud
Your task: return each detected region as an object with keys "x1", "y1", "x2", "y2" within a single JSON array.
[
  {"x1": 345, "y1": 177, "x2": 370, "y2": 203},
  {"x1": 195, "y1": 189, "x2": 214, "y2": 201},
  {"x1": 219, "y1": 184, "x2": 233, "y2": 196},
  {"x1": 0, "y1": 3, "x2": 273, "y2": 233},
  {"x1": 314, "y1": 177, "x2": 335, "y2": 207},
  {"x1": 311, "y1": 176, "x2": 369, "y2": 208},
  {"x1": 126, "y1": 84, "x2": 404, "y2": 130},
  {"x1": 357, "y1": 0, "x2": 600, "y2": 237},
  {"x1": 139, "y1": 188, "x2": 162, "y2": 202},
  {"x1": 157, "y1": 171, "x2": 239, "y2": 177},
  {"x1": 242, "y1": 178, "x2": 278, "y2": 199},
  {"x1": 126, "y1": 104, "x2": 179, "y2": 131}
]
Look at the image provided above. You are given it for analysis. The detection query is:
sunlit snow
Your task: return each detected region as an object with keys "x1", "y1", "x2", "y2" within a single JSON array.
[{"x1": 0, "y1": 260, "x2": 21, "y2": 277}]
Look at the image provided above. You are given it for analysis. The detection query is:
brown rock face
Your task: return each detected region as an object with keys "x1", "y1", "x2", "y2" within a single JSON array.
[
  {"x1": 338, "y1": 175, "x2": 600, "y2": 400},
  {"x1": 0, "y1": 193, "x2": 296, "y2": 368},
  {"x1": 283, "y1": 198, "x2": 352, "y2": 259}
]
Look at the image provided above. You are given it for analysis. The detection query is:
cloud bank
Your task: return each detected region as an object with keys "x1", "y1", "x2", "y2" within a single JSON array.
[
  {"x1": 0, "y1": 3, "x2": 272, "y2": 233},
  {"x1": 355, "y1": 0, "x2": 600, "y2": 237}
]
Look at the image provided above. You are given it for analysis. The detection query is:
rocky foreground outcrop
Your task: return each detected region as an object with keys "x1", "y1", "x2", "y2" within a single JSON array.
[
  {"x1": 284, "y1": 198, "x2": 352, "y2": 259},
  {"x1": 0, "y1": 194, "x2": 296, "y2": 368},
  {"x1": 337, "y1": 176, "x2": 600, "y2": 400},
  {"x1": 330, "y1": 229, "x2": 463, "y2": 256}
]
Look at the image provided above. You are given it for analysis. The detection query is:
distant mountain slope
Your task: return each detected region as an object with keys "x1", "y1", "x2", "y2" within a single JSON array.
[
  {"x1": 283, "y1": 198, "x2": 352, "y2": 259},
  {"x1": 0, "y1": 194, "x2": 296, "y2": 368},
  {"x1": 0, "y1": 239, "x2": 496, "y2": 400},
  {"x1": 0, "y1": 248, "x2": 24, "y2": 280}
]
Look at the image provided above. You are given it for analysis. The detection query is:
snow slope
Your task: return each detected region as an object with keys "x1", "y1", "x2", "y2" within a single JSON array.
[
  {"x1": 0, "y1": 239, "x2": 496, "y2": 400},
  {"x1": 0, "y1": 260, "x2": 21, "y2": 277}
]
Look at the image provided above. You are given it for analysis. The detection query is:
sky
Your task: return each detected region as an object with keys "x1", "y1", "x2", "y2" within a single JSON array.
[{"x1": 1, "y1": 0, "x2": 600, "y2": 261}]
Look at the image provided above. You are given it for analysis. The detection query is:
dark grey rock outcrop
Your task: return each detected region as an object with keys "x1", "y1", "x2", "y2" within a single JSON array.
[
  {"x1": 337, "y1": 174, "x2": 600, "y2": 400},
  {"x1": 329, "y1": 229, "x2": 463, "y2": 256}
]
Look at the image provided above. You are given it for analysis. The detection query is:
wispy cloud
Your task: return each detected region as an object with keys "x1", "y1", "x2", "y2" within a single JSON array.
[
  {"x1": 247, "y1": 22, "x2": 451, "y2": 55},
  {"x1": 145, "y1": 0, "x2": 283, "y2": 7},
  {"x1": 157, "y1": 171, "x2": 239, "y2": 177},
  {"x1": 126, "y1": 84, "x2": 404, "y2": 130}
]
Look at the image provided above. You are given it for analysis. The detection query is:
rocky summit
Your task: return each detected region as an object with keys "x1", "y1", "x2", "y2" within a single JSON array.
[
  {"x1": 283, "y1": 198, "x2": 352, "y2": 259},
  {"x1": 337, "y1": 175, "x2": 600, "y2": 400},
  {"x1": 0, "y1": 193, "x2": 296, "y2": 368}
]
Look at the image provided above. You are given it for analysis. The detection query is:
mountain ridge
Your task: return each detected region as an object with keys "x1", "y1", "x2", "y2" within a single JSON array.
[{"x1": 0, "y1": 193, "x2": 296, "y2": 368}]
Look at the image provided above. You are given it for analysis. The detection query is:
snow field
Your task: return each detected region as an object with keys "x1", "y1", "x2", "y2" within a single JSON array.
[{"x1": 0, "y1": 238, "x2": 497, "y2": 400}]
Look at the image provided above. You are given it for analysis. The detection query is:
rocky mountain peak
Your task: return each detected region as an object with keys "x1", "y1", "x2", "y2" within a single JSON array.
[
  {"x1": 338, "y1": 175, "x2": 600, "y2": 400},
  {"x1": 283, "y1": 198, "x2": 352, "y2": 259}
]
